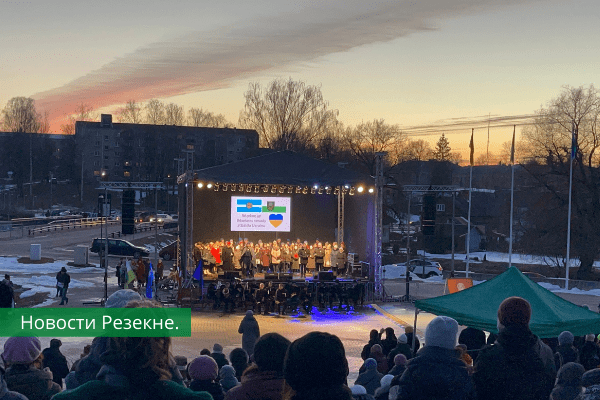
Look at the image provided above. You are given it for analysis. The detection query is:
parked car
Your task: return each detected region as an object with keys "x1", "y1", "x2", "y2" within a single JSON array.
[
  {"x1": 383, "y1": 258, "x2": 443, "y2": 279},
  {"x1": 90, "y1": 238, "x2": 149, "y2": 258},
  {"x1": 149, "y1": 213, "x2": 174, "y2": 224},
  {"x1": 159, "y1": 241, "x2": 177, "y2": 261}
]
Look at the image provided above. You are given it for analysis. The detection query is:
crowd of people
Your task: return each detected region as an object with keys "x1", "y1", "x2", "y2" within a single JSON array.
[
  {"x1": 193, "y1": 238, "x2": 350, "y2": 278},
  {"x1": 3, "y1": 294, "x2": 600, "y2": 400}
]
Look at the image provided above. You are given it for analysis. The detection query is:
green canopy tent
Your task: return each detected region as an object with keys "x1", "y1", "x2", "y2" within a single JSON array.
[{"x1": 414, "y1": 267, "x2": 600, "y2": 338}]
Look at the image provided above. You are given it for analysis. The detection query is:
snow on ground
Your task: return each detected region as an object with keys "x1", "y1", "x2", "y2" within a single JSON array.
[
  {"x1": 423, "y1": 250, "x2": 600, "y2": 268},
  {"x1": 12, "y1": 275, "x2": 95, "y2": 298},
  {"x1": 0, "y1": 257, "x2": 102, "y2": 274}
]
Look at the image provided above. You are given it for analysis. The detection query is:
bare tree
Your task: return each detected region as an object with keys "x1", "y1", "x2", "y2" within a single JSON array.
[
  {"x1": 145, "y1": 99, "x2": 165, "y2": 125},
  {"x1": 398, "y1": 139, "x2": 433, "y2": 161},
  {"x1": 38, "y1": 110, "x2": 51, "y2": 134},
  {"x1": 164, "y1": 103, "x2": 185, "y2": 126},
  {"x1": 520, "y1": 85, "x2": 600, "y2": 278},
  {"x1": 188, "y1": 108, "x2": 231, "y2": 128},
  {"x1": 60, "y1": 103, "x2": 96, "y2": 135},
  {"x1": 498, "y1": 139, "x2": 529, "y2": 165},
  {"x1": 342, "y1": 119, "x2": 403, "y2": 175},
  {"x1": 239, "y1": 78, "x2": 339, "y2": 151},
  {"x1": 117, "y1": 100, "x2": 143, "y2": 124},
  {"x1": 2, "y1": 97, "x2": 41, "y2": 132}
]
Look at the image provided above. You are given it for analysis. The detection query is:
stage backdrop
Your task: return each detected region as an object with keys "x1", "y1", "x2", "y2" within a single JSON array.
[{"x1": 192, "y1": 190, "x2": 374, "y2": 263}]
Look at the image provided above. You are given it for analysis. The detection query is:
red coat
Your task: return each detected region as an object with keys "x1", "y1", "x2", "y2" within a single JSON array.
[{"x1": 211, "y1": 247, "x2": 222, "y2": 264}]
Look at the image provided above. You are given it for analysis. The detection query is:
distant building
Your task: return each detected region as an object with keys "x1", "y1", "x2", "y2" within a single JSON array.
[{"x1": 75, "y1": 114, "x2": 260, "y2": 182}]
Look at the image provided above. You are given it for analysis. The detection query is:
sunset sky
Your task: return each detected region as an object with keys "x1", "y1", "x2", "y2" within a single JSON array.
[{"x1": 1, "y1": 0, "x2": 598, "y2": 160}]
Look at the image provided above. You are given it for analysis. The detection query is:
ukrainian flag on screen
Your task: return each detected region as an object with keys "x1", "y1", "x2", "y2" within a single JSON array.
[{"x1": 237, "y1": 198, "x2": 262, "y2": 212}]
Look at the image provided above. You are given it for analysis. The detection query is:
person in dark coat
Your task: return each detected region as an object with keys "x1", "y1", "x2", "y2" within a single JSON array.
[
  {"x1": 404, "y1": 326, "x2": 420, "y2": 356},
  {"x1": 549, "y1": 362, "x2": 585, "y2": 400},
  {"x1": 373, "y1": 374, "x2": 393, "y2": 400},
  {"x1": 580, "y1": 335, "x2": 600, "y2": 371},
  {"x1": 556, "y1": 331, "x2": 580, "y2": 370},
  {"x1": 355, "y1": 358, "x2": 383, "y2": 395},
  {"x1": 388, "y1": 354, "x2": 407, "y2": 377},
  {"x1": 0, "y1": 357, "x2": 27, "y2": 400},
  {"x1": 211, "y1": 344, "x2": 229, "y2": 370},
  {"x1": 387, "y1": 334, "x2": 413, "y2": 371},
  {"x1": 56, "y1": 267, "x2": 70, "y2": 305},
  {"x1": 188, "y1": 355, "x2": 225, "y2": 400},
  {"x1": 458, "y1": 327, "x2": 487, "y2": 361},
  {"x1": 283, "y1": 331, "x2": 353, "y2": 400},
  {"x1": 361, "y1": 330, "x2": 382, "y2": 360},
  {"x1": 221, "y1": 242, "x2": 235, "y2": 271},
  {"x1": 42, "y1": 339, "x2": 69, "y2": 388},
  {"x1": 0, "y1": 275, "x2": 15, "y2": 308},
  {"x1": 228, "y1": 348, "x2": 249, "y2": 382},
  {"x1": 225, "y1": 333, "x2": 291, "y2": 400},
  {"x1": 366, "y1": 345, "x2": 387, "y2": 375},
  {"x1": 380, "y1": 328, "x2": 397, "y2": 356},
  {"x1": 350, "y1": 385, "x2": 375, "y2": 400},
  {"x1": 473, "y1": 296, "x2": 556, "y2": 400},
  {"x1": 238, "y1": 310, "x2": 260, "y2": 357},
  {"x1": 395, "y1": 316, "x2": 475, "y2": 400},
  {"x1": 219, "y1": 365, "x2": 239, "y2": 392},
  {"x1": 579, "y1": 368, "x2": 600, "y2": 399},
  {"x1": 3, "y1": 336, "x2": 62, "y2": 400}
]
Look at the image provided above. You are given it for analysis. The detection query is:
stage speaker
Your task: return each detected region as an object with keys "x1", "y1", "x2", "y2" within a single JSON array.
[
  {"x1": 422, "y1": 193, "x2": 436, "y2": 236},
  {"x1": 317, "y1": 271, "x2": 335, "y2": 281},
  {"x1": 223, "y1": 271, "x2": 240, "y2": 280},
  {"x1": 279, "y1": 273, "x2": 293, "y2": 281},
  {"x1": 265, "y1": 273, "x2": 279, "y2": 280},
  {"x1": 122, "y1": 190, "x2": 135, "y2": 235}
]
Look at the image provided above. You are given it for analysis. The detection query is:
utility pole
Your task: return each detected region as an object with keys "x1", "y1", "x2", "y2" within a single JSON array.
[{"x1": 30, "y1": 133, "x2": 33, "y2": 209}]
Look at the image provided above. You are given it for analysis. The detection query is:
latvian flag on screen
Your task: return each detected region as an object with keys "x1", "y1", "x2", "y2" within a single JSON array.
[{"x1": 237, "y1": 198, "x2": 262, "y2": 212}]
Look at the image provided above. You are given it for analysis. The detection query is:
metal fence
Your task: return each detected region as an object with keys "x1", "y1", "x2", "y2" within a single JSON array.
[{"x1": 0, "y1": 224, "x2": 24, "y2": 240}]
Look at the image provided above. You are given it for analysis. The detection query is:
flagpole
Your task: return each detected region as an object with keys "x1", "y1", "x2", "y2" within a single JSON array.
[
  {"x1": 466, "y1": 129, "x2": 474, "y2": 278},
  {"x1": 508, "y1": 125, "x2": 516, "y2": 270},
  {"x1": 565, "y1": 122, "x2": 576, "y2": 290}
]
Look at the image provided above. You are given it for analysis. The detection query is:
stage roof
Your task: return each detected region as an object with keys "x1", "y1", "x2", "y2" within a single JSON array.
[
  {"x1": 194, "y1": 151, "x2": 375, "y2": 186},
  {"x1": 415, "y1": 267, "x2": 600, "y2": 338}
]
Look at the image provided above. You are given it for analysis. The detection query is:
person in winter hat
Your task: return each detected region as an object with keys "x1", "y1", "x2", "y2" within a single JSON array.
[
  {"x1": 225, "y1": 332, "x2": 291, "y2": 400},
  {"x1": 395, "y1": 316, "x2": 474, "y2": 400},
  {"x1": 473, "y1": 296, "x2": 556, "y2": 400},
  {"x1": 228, "y1": 348, "x2": 249, "y2": 381},
  {"x1": 2, "y1": 336, "x2": 62, "y2": 400},
  {"x1": 549, "y1": 362, "x2": 585, "y2": 400},
  {"x1": 53, "y1": 299, "x2": 211, "y2": 400},
  {"x1": 361, "y1": 330, "x2": 381, "y2": 360},
  {"x1": 403, "y1": 326, "x2": 420, "y2": 356},
  {"x1": 386, "y1": 334, "x2": 412, "y2": 372},
  {"x1": 373, "y1": 374, "x2": 393, "y2": 400},
  {"x1": 388, "y1": 354, "x2": 407, "y2": 376},
  {"x1": 556, "y1": 331, "x2": 579, "y2": 370},
  {"x1": 349, "y1": 384, "x2": 374, "y2": 400},
  {"x1": 283, "y1": 331, "x2": 353, "y2": 400},
  {"x1": 579, "y1": 368, "x2": 600, "y2": 400},
  {"x1": 0, "y1": 357, "x2": 28, "y2": 400},
  {"x1": 188, "y1": 355, "x2": 225, "y2": 400},
  {"x1": 458, "y1": 327, "x2": 487, "y2": 362},
  {"x1": 211, "y1": 344, "x2": 229, "y2": 370},
  {"x1": 354, "y1": 358, "x2": 383, "y2": 395},
  {"x1": 238, "y1": 310, "x2": 260, "y2": 357},
  {"x1": 219, "y1": 365, "x2": 239, "y2": 392},
  {"x1": 365, "y1": 344, "x2": 387, "y2": 374},
  {"x1": 42, "y1": 338, "x2": 69, "y2": 387}
]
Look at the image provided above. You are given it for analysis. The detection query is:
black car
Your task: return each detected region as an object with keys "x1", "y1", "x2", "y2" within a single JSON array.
[
  {"x1": 159, "y1": 241, "x2": 177, "y2": 261},
  {"x1": 90, "y1": 238, "x2": 149, "y2": 258}
]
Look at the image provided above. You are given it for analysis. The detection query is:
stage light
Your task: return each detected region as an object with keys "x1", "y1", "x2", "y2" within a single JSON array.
[
  {"x1": 357, "y1": 186, "x2": 364, "y2": 193},
  {"x1": 318, "y1": 187, "x2": 323, "y2": 195},
  {"x1": 344, "y1": 184, "x2": 350, "y2": 190},
  {"x1": 223, "y1": 184, "x2": 228, "y2": 192},
  {"x1": 287, "y1": 186, "x2": 294, "y2": 194},
  {"x1": 326, "y1": 187, "x2": 332, "y2": 195},
  {"x1": 333, "y1": 187, "x2": 340, "y2": 195},
  {"x1": 207, "y1": 183, "x2": 213, "y2": 189},
  {"x1": 349, "y1": 187, "x2": 356, "y2": 195},
  {"x1": 368, "y1": 187, "x2": 374, "y2": 193},
  {"x1": 213, "y1": 183, "x2": 219, "y2": 191},
  {"x1": 278, "y1": 186, "x2": 285, "y2": 194},
  {"x1": 311, "y1": 187, "x2": 317, "y2": 195},
  {"x1": 325, "y1": 186, "x2": 330, "y2": 190},
  {"x1": 296, "y1": 186, "x2": 302, "y2": 194},
  {"x1": 271, "y1": 186, "x2": 277, "y2": 194},
  {"x1": 254, "y1": 185, "x2": 260, "y2": 193},
  {"x1": 313, "y1": 184, "x2": 319, "y2": 190},
  {"x1": 185, "y1": 183, "x2": 188, "y2": 188},
  {"x1": 197, "y1": 182, "x2": 203, "y2": 189},
  {"x1": 302, "y1": 186, "x2": 308, "y2": 194},
  {"x1": 247, "y1": 185, "x2": 253, "y2": 193}
]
